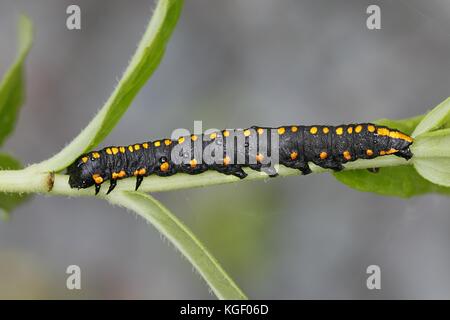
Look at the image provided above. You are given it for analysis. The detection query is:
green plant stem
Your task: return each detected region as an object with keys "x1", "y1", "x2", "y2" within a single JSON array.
[{"x1": 0, "y1": 156, "x2": 409, "y2": 196}]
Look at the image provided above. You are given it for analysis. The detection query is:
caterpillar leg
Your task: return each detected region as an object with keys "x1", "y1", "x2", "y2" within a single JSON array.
[
  {"x1": 283, "y1": 161, "x2": 312, "y2": 175},
  {"x1": 95, "y1": 183, "x2": 102, "y2": 195},
  {"x1": 231, "y1": 167, "x2": 248, "y2": 179},
  {"x1": 106, "y1": 179, "x2": 117, "y2": 194},
  {"x1": 135, "y1": 175, "x2": 144, "y2": 191},
  {"x1": 395, "y1": 149, "x2": 413, "y2": 160},
  {"x1": 367, "y1": 167, "x2": 380, "y2": 173},
  {"x1": 215, "y1": 165, "x2": 248, "y2": 179},
  {"x1": 249, "y1": 164, "x2": 278, "y2": 177}
]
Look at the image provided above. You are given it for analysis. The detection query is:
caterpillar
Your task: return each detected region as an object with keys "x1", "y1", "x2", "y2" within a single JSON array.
[{"x1": 67, "y1": 123, "x2": 414, "y2": 195}]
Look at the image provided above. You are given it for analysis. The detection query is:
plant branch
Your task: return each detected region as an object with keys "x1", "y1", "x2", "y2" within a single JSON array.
[{"x1": 0, "y1": 156, "x2": 409, "y2": 196}]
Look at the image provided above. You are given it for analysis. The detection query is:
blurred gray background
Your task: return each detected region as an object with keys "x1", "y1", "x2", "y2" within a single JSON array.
[{"x1": 0, "y1": 0, "x2": 450, "y2": 299}]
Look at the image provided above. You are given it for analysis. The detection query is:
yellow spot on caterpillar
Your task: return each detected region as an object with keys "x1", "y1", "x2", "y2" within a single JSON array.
[
  {"x1": 92, "y1": 174, "x2": 103, "y2": 184},
  {"x1": 92, "y1": 152, "x2": 100, "y2": 159},
  {"x1": 154, "y1": 141, "x2": 161, "y2": 147},
  {"x1": 81, "y1": 156, "x2": 88, "y2": 163},
  {"x1": 291, "y1": 126, "x2": 298, "y2": 133},
  {"x1": 366, "y1": 149, "x2": 374, "y2": 156},
  {"x1": 386, "y1": 148, "x2": 398, "y2": 155},
  {"x1": 368, "y1": 125, "x2": 376, "y2": 132},
  {"x1": 256, "y1": 153, "x2": 264, "y2": 163},
  {"x1": 164, "y1": 139, "x2": 172, "y2": 146},
  {"x1": 377, "y1": 128, "x2": 390, "y2": 136},
  {"x1": 343, "y1": 151, "x2": 351, "y2": 160},
  {"x1": 257, "y1": 128, "x2": 264, "y2": 135},
  {"x1": 290, "y1": 151, "x2": 298, "y2": 160},
  {"x1": 113, "y1": 171, "x2": 126, "y2": 179},
  {"x1": 223, "y1": 130, "x2": 230, "y2": 137},
  {"x1": 355, "y1": 125, "x2": 362, "y2": 133},
  {"x1": 210, "y1": 132, "x2": 217, "y2": 139},
  {"x1": 347, "y1": 127, "x2": 353, "y2": 134},
  {"x1": 336, "y1": 127, "x2": 343, "y2": 135},
  {"x1": 119, "y1": 147, "x2": 126, "y2": 153},
  {"x1": 160, "y1": 162, "x2": 169, "y2": 172},
  {"x1": 320, "y1": 151, "x2": 328, "y2": 159},
  {"x1": 389, "y1": 131, "x2": 413, "y2": 143},
  {"x1": 106, "y1": 148, "x2": 113, "y2": 155},
  {"x1": 133, "y1": 169, "x2": 145, "y2": 176},
  {"x1": 380, "y1": 150, "x2": 386, "y2": 156},
  {"x1": 178, "y1": 137, "x2": 185, "y2": 144},
  {"x1": 190, "y1": 159, "x2": 197, "y2": 168},
  {"x1": 323, "y1": 127, "x2": 329, "y2": 134},
  {"x1": 310, "y1": 127, "x2": 318, "y2": 134},
  {"x1": 142, "y1": 143, "x2": 149, "y2": 149},
  {"x1": 134, "y1": 144, "x2": 141, "y2": 151},
  {"x1": 277, "y1": 127, "x2": 286, "y2": 135},
  {"x1": 244, "y1": 129, "x2": 251, "y2": 137},
  {"x1": 111, "y1": 147, "x2": 119, "y2": 155},
  {"x1": 191, "y1": 135, "x2": 198, "y2": 141},
  {"x1": 128, "y1": 145, "x2": 134, "y2": 152},
  {"x1": 223, "y1": 156, "x2": 231, "y2": 166}
]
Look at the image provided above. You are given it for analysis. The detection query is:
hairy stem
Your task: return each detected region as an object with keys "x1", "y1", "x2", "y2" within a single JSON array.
[{"x1": 0, "y1": 156, "x2": 409, "y2": 196}]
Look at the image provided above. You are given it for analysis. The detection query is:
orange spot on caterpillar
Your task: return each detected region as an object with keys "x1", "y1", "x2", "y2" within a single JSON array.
[
  {"x1": 92, "y1": 174, "x2": 103, "y2": 184},
  {"x1": 160, "y1": 162, "x2": 169, "y2": 172},
  {"x1": 223, "y1": 156, "x2": 231, "y2": 166},
  {"x1": 256, "y1": 153, "x2": 264, "y2": 163},
  {"x1": 343, "y1": 151, "x2": 351, "y2": 160}
]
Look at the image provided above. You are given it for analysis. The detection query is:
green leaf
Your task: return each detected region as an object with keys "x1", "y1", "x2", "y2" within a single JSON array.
[
  {"x1": 412, "y1": 129, "x2": 450, "y2": 187},
  {"x1": 334, "y1": 165, "x2": 450, "y2": 198},
  {"x1": 32, "y1": 0, "x2": 183, "y2": 172},
  {"x1": 107, "y1": 191, "x2": 248, "y2": 300},
  {"x1": 0, "y1": 153, "x2": 30, "y2": 220},
  {"x1": 0, "y1": 15, "x2": 33, "y2": 147},
  {"x1": 333, "y1": 115, "x2": 450, "y2": 197},
  {"x1": 412, "y1": 97, "x2": 450, "y2": 137}
]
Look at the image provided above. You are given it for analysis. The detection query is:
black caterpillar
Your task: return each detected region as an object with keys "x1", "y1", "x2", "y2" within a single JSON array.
[{"x1": 67, "y1": 123, "x2": 414, "y2": 195}]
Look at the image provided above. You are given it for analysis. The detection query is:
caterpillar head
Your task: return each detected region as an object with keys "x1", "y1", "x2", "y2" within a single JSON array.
[
  {"x1": 390, "y1": 135, "x2": 414, "y2": 160},
  {"x1": 67, "y1": 153, "x2": 104, "y2": 189}
]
